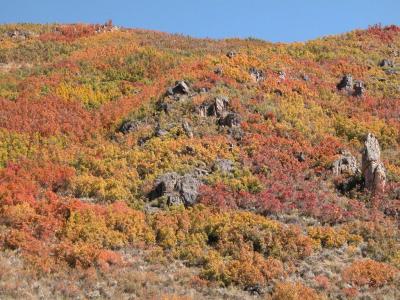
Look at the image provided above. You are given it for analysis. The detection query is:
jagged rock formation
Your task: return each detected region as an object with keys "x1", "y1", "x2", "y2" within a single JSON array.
[
  {"x1": 219, "y1": 112, "x2": 241, "y2": 127},
  {"x1": 6, "y1": 29, "x2": 34, "y2": 39},
  {"x1": 301, "y1": 74, "x2": 310, "y2": 81},
  {"x1": 337, "y1": 74, "x2": 354, "y2": 91},
  {"x1": 199, "y1": 96, "x2": 230, "y2": 117},
  {"x1": 167, "y1": 81, "x2": 191, "y2": 97},
  {"x1": 226, "y1": 50, "x2": 236, "y2": 58},
  {"x1": 337, "y1": 75, "x2": 365, "y2": 97},
  {"x1": 150, "y1": 172, "x2": 201, "y2": 206},
  {"x1": 379, "y1": 59, "x2": 395, "y2": 68},
  {"x1": 332, "y1": 150, "x2": 360, "y2": 176},
  {"x1": 361, "y1": 133, "x2": 386, "y2": 194},
  {"x1": 154, "y1": 124, "x2": 168, "y2": 137},
  {"x1": 118, "y1": 119, "x2": 140, "y2": 134},
  {"x1": 353, "y1": 81, "x2": 365, "y2": 97},
  {"x1": 198, "y1": 96, "x2": 241, "y2": 127},
  {"x1": 181, "y1": 120, "x2": 193, "y2": 138},
  {"x1": 249, "y1": 67, "x2": 265, "y2": 82}
]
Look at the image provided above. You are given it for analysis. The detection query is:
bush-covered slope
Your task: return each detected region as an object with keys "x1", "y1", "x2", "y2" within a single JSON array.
[{"x1": 0, "y1": 22, "x2": 399, "y2": 299}]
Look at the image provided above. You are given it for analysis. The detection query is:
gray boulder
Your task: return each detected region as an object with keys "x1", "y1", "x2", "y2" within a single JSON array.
[
  {"x1": 219, "y1": 112, "x2": 241, "y2": 128},
  {"x1": 154, "y1": 124, "x2": 168, "y2": 137},
  {"x1": 182, "y1": 120, "x2": 193, "y2": 138},
  {"x1": 379, "y1": 59, "x2": 395, "y2": 68},
  {"x1": 361, "y1": 133, "x2": 386, "y2": 194},
  {"x1": 249, "y1": 67, "x2": 265, "y2": 82},
  {"x1": 154, "y1": 172, "x2": 180, "y2": 195},
  {"x1": 226, "y1": 51, "x2": 236, "y2": 59},
  {"x1": 199, "y1": 96, "x2": 229, "y2": 117},
  {"x1": 214, "y1": 67, "x2": 223, "y2": 75},
  {"x1": 332, "y1": 150, "x2": 360, "y2": 176},
  {"x1": 119, "y1": 120, "x2": 139, "y2": 134},
  {"x1": 337, "y1": 75, "x2": 366, "y2": 97},
  {"x1": 178, "y1": 174, "x2": 201, "y2": 205},
  {"x1": 337, "y1": 75, "x2": 353, "y2": 91},
  {"x1": 211, "y1": 96, "x2": 230, "y2": 117},
  {"x1": 353, "y1": 81, "x2": 365, "y2": 97},
  {"x1": 167, "y1": 81, "x2": 190, "y2": 96},
  {"x1": 385, "y1": 69, "x2": 398, "y2": 75},
  {"x1": 7, "y1": 29, "x2": 34, "y2": 39},
  {"x1": 301, "y1": 74, "x2": 310, "y2": 81},
  {"x1": 150, "y1": 172, "x2": 201, "y2": 206}
]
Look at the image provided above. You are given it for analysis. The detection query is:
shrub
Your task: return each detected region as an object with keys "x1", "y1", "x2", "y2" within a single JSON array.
[
  {"x1": 272, "y1": 282, "x2": 320, "y2": 300},
  {"x1": 342, "y1": 259, "x2": 399, "y2": 287}
]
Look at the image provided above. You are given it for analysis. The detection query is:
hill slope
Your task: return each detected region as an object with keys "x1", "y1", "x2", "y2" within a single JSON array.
[{"x1": 0, "y1": 23, "x2": 400, "y2": 299}]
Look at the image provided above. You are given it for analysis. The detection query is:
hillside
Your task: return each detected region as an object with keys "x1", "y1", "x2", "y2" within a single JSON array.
[{"x1": 0, "y1": 22, "x2": 400, "y2": 299}]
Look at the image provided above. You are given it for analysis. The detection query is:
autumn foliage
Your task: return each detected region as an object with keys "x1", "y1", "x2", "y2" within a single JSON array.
[{"x1": 0, "y1": 22, "x2": 400, "y2": 299}]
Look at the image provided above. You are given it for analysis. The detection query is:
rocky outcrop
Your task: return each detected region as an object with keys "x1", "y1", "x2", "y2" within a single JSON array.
[
  {"x1": 337, "y1": 75, "x2": 354, "y2": 91},
  {"x1": 118, "y1": 120, "x2": 139, "y2": 134},
  {"x1": 211, "y1": 96, "x2": 229, "y2": 117},
  {"x1": 214, "y1": 67, "x2": 223, "y2": 75},
  {"x1": 219, "y1": 112, "x2": 241, "y2": 128},
  {"x1": 227, "y1": 50, "x2": 236, "y2": 59},
  {"x1": 6, "y1": 29, "x2": 34, "y2": 39},
  {"x1": 353, "y1": 81, "x2": 365, "y2": 97},
  {"x1": 182, "y1": 120, "x2": 193, "y2": 138},
  {"x1": 295, "y1": 152, "x2": 306, "y2": 162},
  {"x1": 379, "y1": 59, "x2": 395, "y2": 68},
  {"x1": 249, "y1": 67, "x2": 265, "y2": 82},
  {"x1": 337, "y1": 75, "x2": 365, "y2": 97},
  {"x1": 150, "y1": 172, "x2": 201, "y2": 206},
  {"x1": 167, "y1": 81, "x2": 190, "y2": 97},
  {"x1": 361, "y1": 133, "x2": 386, "y2": 194},
  {"x1": 301, "y1": 74, "x2": 310, "y2": 81},
  {"x1": 199, "y1": 96, "x2": 229, "y2": 117},
  {"x1": 154, "y1": 124, "x2": 168, "y2": 137},
  {"x1": 332, "y1": 150, "x2": 360, "y2": 176}
]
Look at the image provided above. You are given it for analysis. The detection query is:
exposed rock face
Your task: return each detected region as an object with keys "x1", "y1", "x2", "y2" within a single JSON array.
[
  {"x1": 278, "y1": 71, "x2": 286, "y2": 80},
  {"x1": 150, "y1": 172, "x2": 201, "y2": 206},
  {"x1": 178, "y1": 174, "x2": 201, "y2": 205},
  {"x1": 182, "y1": 120, "x2": 193, "y2": 138},
  {"x1": 199, "y1": 96, "x2": 229, "y2": 117},
  {"x1": 227, "y1": 50, "x2": 236, "y2": 59},
  {"x1": 219, "y1": 112, "x2": 241, "y2": 128},
  {"x1": 6, "y1": 29, "x2": 34, "y2": 39},
  {"x1": 353, "y1": 81, "x2": 365, "y2": 97},
  {"x1": 301, "y1": 74, "x2": 310, "y2": 81},
  {"x1": 211, "y1": 96, "x2": 229, "y2": 117},
  {"x1": 385, "y1": 69, "x2": 398, "y2": 75},
  {"x1": 337, "y1": 75, "x2": 353, "y2": 91},
  {"x1": 379, "y1": 59, "x2": 395, "y2": 68},
  {"x1": 361, "y1": 133, "x2": 386, "y2": 194},
  {"x1": 249, "y1": 67, "x2": 265, "y2": 82},
  {"x1": 295, "y1": 152, "x2": 306, "y2": 162},
  {"x1": 119, "y1": 120, "x2": 139, "y2": 134},
  {"x1": 214, "y1": 67, "x2": 223, "y2": 75},
  {"x1": 337, "y1": 75, "x2": 365, "y2": 97},
  {"x1": 154, "y1": 124, "x2": 168, "y2": 137},
  {"x1": 167, "y1": 81, "x2": 190, "y2": 96},
  {"x1": 198, "y1": 96, "x2": 241, "y2": 128},
  {"x1": 332, "y1": 150, "x2": 360, "y2": 176}
]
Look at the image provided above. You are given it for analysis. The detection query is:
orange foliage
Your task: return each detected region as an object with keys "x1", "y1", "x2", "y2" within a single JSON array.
[{"x1": 342, "y1": 259, "x2": 399, "y2": 287}]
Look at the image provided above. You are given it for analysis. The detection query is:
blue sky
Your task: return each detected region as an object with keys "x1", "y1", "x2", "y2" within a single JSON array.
[{"x1": 1, "y1": 0, "x2": 399, "y2": 42}]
